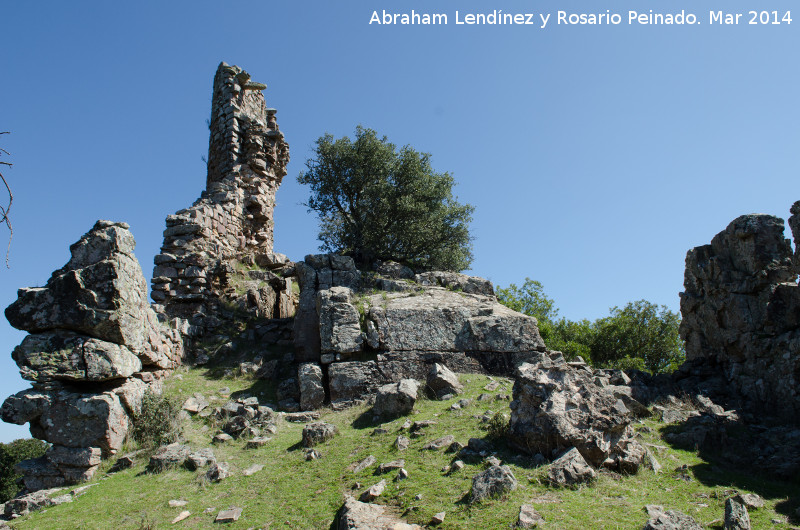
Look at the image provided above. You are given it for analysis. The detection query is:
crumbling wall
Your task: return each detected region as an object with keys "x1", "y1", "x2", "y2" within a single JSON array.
[
  {"x1": 151, "y1": 63, "x2": 294, "y2": 333},
  {"x1": 3, "y1": 221, "x2": 183, "y2": 491},
  {"x1": 678, "y1": 203, "x2": 800, "y2": 421}
]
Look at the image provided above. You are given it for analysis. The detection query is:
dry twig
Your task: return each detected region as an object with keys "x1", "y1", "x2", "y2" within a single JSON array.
[{"x1": 0, "y1": 131, "x2": 13, "y2": 267}]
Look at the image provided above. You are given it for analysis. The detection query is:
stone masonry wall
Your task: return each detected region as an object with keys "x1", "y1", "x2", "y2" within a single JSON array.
[{"x1": 151, "y1": 62, "x2": 290, "y2": 316}]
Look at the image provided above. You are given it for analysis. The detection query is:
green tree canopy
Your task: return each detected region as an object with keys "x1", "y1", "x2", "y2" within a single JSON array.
[
  {"x1": 298, "y1": 126, "x2": 474, "y2": 271},
  {"x1": 497, "y1": 279, "x2": 685, "y2": 374},
  {"x1": 0, "y1": 438, "x2": 48, "y2": 502}
]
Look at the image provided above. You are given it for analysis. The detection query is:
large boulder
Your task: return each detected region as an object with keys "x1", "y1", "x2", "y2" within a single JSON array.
[
  {"x1": 547, "y1": 447, "x2": 596, "y2": 487},
  {"x1": 5, "y1": 221, "x2": 180, "y2": 367},
  {"x1": 508, "y1": 352, "x2": 645, "y2": 472},
  {"x1": 298, "y1": 363, "x2": 325, "y2": 410},
  {"x1": 317, "y1": 287, "x2": 363, "y2": 355}
]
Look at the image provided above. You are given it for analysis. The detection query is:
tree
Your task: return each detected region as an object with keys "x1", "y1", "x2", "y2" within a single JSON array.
[
  {"x1": 590, "y1": 300, "x2": 684, "y2": 374},
  {"x1": 497, "y1": 279, "x2": 684, "y2": 374},
  {"x1": 298, "y1": 126, "x2": 474, "y2": 271},
  {"x1": 0, "y1": 438, "x2": 48, "y2": 502}
]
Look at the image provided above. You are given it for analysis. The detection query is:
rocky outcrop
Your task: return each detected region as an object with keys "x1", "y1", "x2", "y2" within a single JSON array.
[
  {"x1": 2, "y1": 221, "x2": 182, "y2": 492},
  {"x1": 508, "y1": 352, "x2": 645, "y2": 474},
  {"x1": 335, "y1": 495, "x2": 422, "y2": 530},
  {"x1": 679, "y1": 204, "x2": 800, "y2": 421}
]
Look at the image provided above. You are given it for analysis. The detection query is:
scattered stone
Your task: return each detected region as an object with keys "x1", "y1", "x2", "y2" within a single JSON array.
[
  {"x1": 214, "y1": 507, "x2": 242, "y2": 523},
  {"x1": 351, "y1": 455, "x2": 377, "y2": 474},
  {"x1": 423, "y1": 435, "x2": 455, "y2": 451},
  {"x1": 371, "y1": 428, "x2": 389, "y2": 436},
  {"x1": 470, "y1": 464, "x2": 518, "y2": 503},
  {"x1": 477, "y1": 393, "x2": 492, "y2": 402},
  {"x1": 305, "y1": 449, "x2": 322, "y2": 461},
  {"x1": 431, "y1": 512, "x2": 446, "y2": 525},
  {"x1": 547, "y1": 448, "x2": 596, "y2": 487},
  {"x1": 185, "y1": 448, "x2": 216, "y2": 471},
  {"x1": 445, "y1": 441, "x2": 464, "y2": 454},
  {"x1": 724, "y1": 498, "x2": 751, "y2": 530},
  {"x1": 734, "y1": 493, "x2": 764, "y2": 510},
  {"x1": 396, "y1": 468, "x2": 409, "y2": 480},
  {"x1": 484, "y1": 381, "x2": 500, "y2": 391},
  {"x1": 213, "y1": 433, "x2": 233, "y2": 444},
  {"x1": 483, "y1": 456, "x2": 501, "y2": 467},
  {"x1": 169, "y1": 499, "x2": 188, "y2": 508},
  {"x1": 148, "y1": 444, "x2": 191, "y2": 473},
  {"x1": 108, "y1": 455, "x2": 134, "y2": 473},
  {"x1": 373, "y1": 379, "x2": 419, "y2": 419},
  {"x1": 642, "y1": 506, "x2": 702, "y2": 530},
  {"x1": 401, "y1": 419, "x2": 412, "y2": 430},
  {"x1": 302, "y1": 422, "x2": 339, "y2": 447},
  {"x1": 450, "y1": 460, "x2": 465, "y2": 474},
  {"x1": 394, "y1": 436, "x2": 410, "y2": 451},
  {"x1": 286, "y1": 411, "x2": 320, "y2": 423},
  {"x1": 517, "y1": 504, "x2": 545, "y2": 528},
  {"x1": 243, "y1": 464, "x2": 264, "y2": 476},
  {"x1": 205, "y1": 462, "x2": 231, "y2": 482},
  {"x1": 468, "y1": 438, "x2": 493, "y2": 454},
  {"x1": 426, "y1": 363, "x2": 464, "y2": 399},
  {"x1": 335, "y1": 496, "x2": 422, "y2": 530},
  {"x1": 171, "y1": 511, "x2": 191, "y2": 524},
  {"x1": 246, "y1": 437, "x2": 271, "y2": 449},
  {"x1": 377, "y1": 460, "x2": 405, "y2": 474},
  {"x1": 182, "y1": 393, "x2": 209, "y2": 414},
  {"x1": 360, "y1": 479, "x2": 387, "y2": 502}
]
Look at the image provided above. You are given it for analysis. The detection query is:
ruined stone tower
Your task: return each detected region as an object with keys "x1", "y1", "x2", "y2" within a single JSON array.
[{"x1": 152, "y1": 63, "x2": 295, "y2": 330}]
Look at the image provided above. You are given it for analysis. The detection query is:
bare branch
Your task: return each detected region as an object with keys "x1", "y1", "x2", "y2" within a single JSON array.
[{"x1": 0, "y1": 131, "x2": 13, "y2": 267}]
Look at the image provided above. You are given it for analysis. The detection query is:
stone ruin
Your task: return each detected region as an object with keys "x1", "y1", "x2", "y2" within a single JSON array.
[
  {"x1": 151, "y1": 62, "x2": 295, "y2": 346},
  {"x1": 2, "y1": 221, "x2": 183, "y2": 490},
  {"x1": 677, "y1": 203, "x2": 800, "y2": 422}
]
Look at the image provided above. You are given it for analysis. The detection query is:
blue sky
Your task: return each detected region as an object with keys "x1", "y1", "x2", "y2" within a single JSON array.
[{"x1": 0, "y1": 0, "x2": 797, "y2": 441}]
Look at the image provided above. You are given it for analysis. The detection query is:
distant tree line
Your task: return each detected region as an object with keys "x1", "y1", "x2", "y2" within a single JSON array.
[
  {"x1": 0, "y1": 438, "x2": 48, "y2": 502},
  {"x1": 496, "y1": 278, "x2": 684, "y2": 374}
]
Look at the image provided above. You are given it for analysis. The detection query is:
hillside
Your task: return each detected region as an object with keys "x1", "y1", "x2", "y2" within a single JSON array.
[{"x1": 3, "y1": 362, "x2": 798, "y2": 529}]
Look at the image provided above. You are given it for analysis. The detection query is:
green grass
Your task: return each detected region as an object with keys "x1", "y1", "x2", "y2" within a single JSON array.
[{"x1": 7, "y1": 373, "x2": 799, "y2": 529}]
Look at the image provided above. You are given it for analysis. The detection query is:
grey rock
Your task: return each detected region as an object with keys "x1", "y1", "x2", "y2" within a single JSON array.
[
  {"x1": 470, "y1": 464, "x2": 518, "y2": 503},
  {"x1": 724, "y1": 498, "x2": 751, "y2": 530},
  {"x1": 205, "y1": 461, "x2": 231, "y2": 482},
  {"x1": 335, "y1": 495, "x2": 422, "y2": 530},
  {"x1": 302, "y1": 422, "x2": 339, "y2": 447},
  {"x1": 352, "y1": 455, "x2": 376, "y2": 474},
  {"x1": 185, "y1": 448, "x2": 216, "y2": 470},
  {"x1": 373, "y1": 379, "x2": 419, "y2": 418},
  {"x1": 214, "y1": 507, "x2": 242, "y2": 522},
  {"x1": 298, "y1": 363, "x2": 325, "y2": 411},
  {"x1": 182, "y1": 393, "x2": 209, "y2": 414},
  {"x1": 148, "y1": 443, "x2": 191, "y2": 473},
  {"x1": 509, "y1": 353, "x2": 645, "y2": 472},
  {"x1": 426, "y1": 363, "x2": 463, "y2": 399},
  {"x1": 734, "y1": 493, "x2": 764, "y2": 510},
  {"x1": 423, "y1": 435, "x2": 456, "y2": 451},
  {"x1": 317, "y1": 287, "x2": 363, "y2": 354},
  {"x1": 642, "y1": 506, "x2": 703, "y2": 530},
  {"x1": 12, "y1": 332, "x2": 142, "y2": 382},
  {"x1": 359, "y1": 479, "x2": 386, "y2": 502},
  {"x1": 394, "y1": 436, "x2": 410, "y2": 451},
  {"x1": 243, "y1": 463, "x2": 264, "y2": 476},
  {"x1": 547, "y1": 448, "x2": 597, "y2": 487},
  {"x1": 431, "y1": 512, "x2": 446, "y2": 524},
  {"x1": 517, "y1": 504, "x2": 545, "y2": 528}
]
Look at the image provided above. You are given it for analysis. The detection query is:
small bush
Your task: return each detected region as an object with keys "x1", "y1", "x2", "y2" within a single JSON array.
[
  {"x1": 486, "y1": 412, "x2": 510, "y2": 439},
  {"x1": 132, "y1": 390, "x2": 182, "y2": 448},
  {"x1": 0, "y1": 438, "x2": 48, "y2": 502}
]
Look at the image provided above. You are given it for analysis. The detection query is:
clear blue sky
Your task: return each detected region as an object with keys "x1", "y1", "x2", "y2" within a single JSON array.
[{"x1": 0, "y1": 0, "x2": 797, "y2": 441}]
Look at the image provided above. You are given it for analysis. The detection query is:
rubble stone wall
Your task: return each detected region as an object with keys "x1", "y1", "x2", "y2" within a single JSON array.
[{"x1": 151, "y1": 62, "x2": 291, "y2": 317}]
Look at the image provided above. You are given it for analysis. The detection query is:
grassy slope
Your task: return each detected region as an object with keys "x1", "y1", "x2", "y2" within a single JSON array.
[{"x1": 7, "y1": 368, "x2": 800, "y2": 530}]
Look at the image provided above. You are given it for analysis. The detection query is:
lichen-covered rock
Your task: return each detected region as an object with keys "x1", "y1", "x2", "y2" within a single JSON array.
[
  {"x1": 724, "y1": 498, "x2": 751, "y2": 530},
  {"x1": 426, "y1": 363, "x2": 463, "y2": 399},
  {"x1": 643, "y1": 506, "x2": 703, "y2": 530},
  {"x1": 302, "y1": 422, "x2": 339, "y2": 447},
  {"x1": 679, "y1": 208, "x2": 800, "y2": 421},
  {"x1": 373, "y1": 379, "x2": 418, "y2": 418},
  {"x1": 298, "y1": 363, "x2": 326, "y2": 411},
  {"x1": 317, "y1": 287, "x2": 363, "y2": 354},
  {"x1": 147, "y1": 443, "x2": 191, "y2": 473},
  {"x1": 469, "y1": 464, "x2": 518, "y2": 503},
  {"x1": 336, "y1": 495, "x2": 422, "y2": 530},
  {"x1": 547, "y1": 447, "x2": 596, "y2": 487},
  {"x1": 508, "y1": 352, "x2": 644, "y2": 472},
  {"x1": 6, "y1": 221, "x2": 180, "y2": 368},
  {"x1": 12, "y1": 331, "x2": 142, "y2": 382},
  {"x1": 414, "y1": 271, "x2": 494, "y2": 296}
]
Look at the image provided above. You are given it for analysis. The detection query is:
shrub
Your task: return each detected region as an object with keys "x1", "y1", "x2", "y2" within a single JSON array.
[
  {"x1": 486, "y1": 412, "x2": 510, "y2": 439},
  {"x1": 132, "y1": 390, "x2": 182, "y2": 448},
  {"x1": 0, "y1": 438, "x2": 48, "y2": 502}
]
